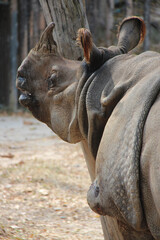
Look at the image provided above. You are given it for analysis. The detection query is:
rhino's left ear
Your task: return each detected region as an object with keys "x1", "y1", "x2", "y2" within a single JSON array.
[
  {"x1": 34, "y1": 22, "x2": 58, "y2": 54},
  {"x1": 77, "y1": 28, "x2": 105, "y2": 68},
  {"x1": 77, "y1": 28, "x2": 94, "y2": 63},
  {"x1": 77, "y1": 17, "x2": 146, "y2": 70},
  {"x1": 116, "y1": 16, "x2": 146, "y2": 53}
]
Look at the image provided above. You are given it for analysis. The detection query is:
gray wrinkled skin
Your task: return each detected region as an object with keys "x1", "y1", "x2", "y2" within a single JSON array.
[
  {"x1": 87, "y1": 52, "x2": 160, "y2": 240},
  {"x1": 16, "y1": 18, "x2": 160, "y2": 239}
]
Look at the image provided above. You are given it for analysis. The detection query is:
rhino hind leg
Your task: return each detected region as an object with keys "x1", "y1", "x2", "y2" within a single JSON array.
[{"x1": 117, "y1": 220, "x2": 154, "y2": 240}]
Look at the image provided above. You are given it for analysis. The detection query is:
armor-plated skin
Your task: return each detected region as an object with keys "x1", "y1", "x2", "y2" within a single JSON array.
[{"x1": 16, "y1": 17, "x2": 160, "y2": 239}]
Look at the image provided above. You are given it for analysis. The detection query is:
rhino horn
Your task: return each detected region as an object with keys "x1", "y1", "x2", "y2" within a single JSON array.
[
  {"x1": 117, "y1": 16, "x2": 146, "y2": 53},
  {"x1": 34, "y1": 22, "x2": 58, "y2": 54}
]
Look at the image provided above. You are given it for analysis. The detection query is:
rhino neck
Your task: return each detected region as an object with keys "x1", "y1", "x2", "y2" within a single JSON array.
[
  {"x1": 75, "y1": 63, "x2": 111, "y2": 159},
  {"x1": 76, "y1": 56, "x2": 135, "y2": 159}
]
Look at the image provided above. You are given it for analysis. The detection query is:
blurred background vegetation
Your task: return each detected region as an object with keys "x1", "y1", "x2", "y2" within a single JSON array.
[{"x1": 0, "y1": 0, "x2": 159, "y2": 111}]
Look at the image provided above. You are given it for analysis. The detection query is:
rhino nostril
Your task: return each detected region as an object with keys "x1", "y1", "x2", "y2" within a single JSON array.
[
  {"x1": 95, "y1": 186, "x2": 99, "y2": 198},
  {"x1": 21, "y1": 79, "x2": 27, "y2": 87},
  {"x1": 17, "y1": 67, "x2": 26, "y2": 76},
  {"x1": 16, "y1": 77, "x2": 27, "y2": 90},
  {"x1": 18, "y1": 76, "x2": 26, "y2": 82}
]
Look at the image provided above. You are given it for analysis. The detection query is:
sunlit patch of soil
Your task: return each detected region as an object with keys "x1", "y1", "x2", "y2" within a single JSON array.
[{"x1": 0, "y1": 114, "x2": 103, "y2": 240}]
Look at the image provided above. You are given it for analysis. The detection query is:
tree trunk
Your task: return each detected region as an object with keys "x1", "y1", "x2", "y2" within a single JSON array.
[
  {"x1": 39, "y1": 1, "x2": 124, "y2": 239},
  {"x1": 39, "y1": 0, "x2": 89, "y2": 60},
  {"x1": 143, "y1": 0, "x2": 151, "y2": 51},
  {"x1": 9, "y1": 0, "x2": 18, "y2": 111},
  {"x1": 86, "y1": 0, "x2": 108, "y2": 46},
  {"x1": 18, "y1": 0, "x2": 45, "y2": 61},
  {"x1": 29, "y1": 0, "x2": 41, "y2": 47},
  {"x1": 125, "y1": 0, "x2": 133, "y2": 17},
  {"x1": 85, "y1": 0, "x2": 97, "y2": 42},
  {"x1": 18, "y1": 0, "x2": 29, "y2": 64},
  {"x1": 106, "y1": 0, "x2": 114, "y2": 46}
]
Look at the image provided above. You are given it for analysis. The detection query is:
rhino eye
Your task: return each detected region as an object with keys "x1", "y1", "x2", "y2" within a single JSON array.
[{"x1": 47, "y1": 73, "x2": 57, "y2": 89}]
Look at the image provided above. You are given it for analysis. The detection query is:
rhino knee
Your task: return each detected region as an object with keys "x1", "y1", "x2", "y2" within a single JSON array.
[{"x1": 87, "y1": 180, "x2": 105, "y2": 215}]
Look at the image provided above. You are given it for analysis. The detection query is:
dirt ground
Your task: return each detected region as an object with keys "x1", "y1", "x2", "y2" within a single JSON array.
[{"x1": 0, "y1": 112, "x2": 103, "y2": 240}]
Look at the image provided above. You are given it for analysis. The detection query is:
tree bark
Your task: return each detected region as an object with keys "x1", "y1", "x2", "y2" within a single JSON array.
[
  {"x1": 125, "y1": 0, "x2": 133, "y2": 17},
  {"x1": 86, "y1": 0, "x2": 108, "y2": 46},
  {"x1": 17, "y1": 0, "x2": 28, "y2": 65},
  {"x1": 85, "y1": 0, "x2": 96, "y2": 42},
  {"x1": 39, "y1": 1, "x2": 124, "y2": 239},
  {"x1": 18, "y1": 0, "x2": 45, "y2": 61},
  {"x1": 30, "y1": 0, "x2": 41, "y2": 48},
  {"x1": 9, "y1": 0, "x2": 18, "y2": 111},
  {"x1": 39, "y1": 0, "x2": 89, "y2": 60},
  {"x1": 143, "y1": 0, "x2": 151, "y2": 51},
  {"x1": 106, "y1": 0, "x2": 114, "y2": 46}
]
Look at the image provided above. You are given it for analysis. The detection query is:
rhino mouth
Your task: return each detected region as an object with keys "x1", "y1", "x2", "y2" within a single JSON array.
[
  {"x1": 16, "y1": 77, "x2": 33, "y2": 107},
  {"x1": 19, "y1": 91, "x2": 33, "y2": 107}
]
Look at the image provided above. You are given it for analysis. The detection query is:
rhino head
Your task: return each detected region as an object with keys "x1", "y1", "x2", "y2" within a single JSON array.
[
  {"x1": 16, "y1": 17, "x2": 145, "y2": 145},
  {"x1": 16, "y1": 23, "x2": 82, "y2": 143}
]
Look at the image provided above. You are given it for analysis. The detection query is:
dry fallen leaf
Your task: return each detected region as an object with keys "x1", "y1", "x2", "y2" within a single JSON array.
[
  {"x1": 23, "y1": 120, "x2": 34, "y2": 125},
  {"x1": 38, "y1": 189, "x2": 49, "y2": 196},
  {"x1": 0, "y1": 153, "x2": 14, "y2": 158},
  {"x1": 10, "y1": 225, "x2": 20, "y2": 229}
]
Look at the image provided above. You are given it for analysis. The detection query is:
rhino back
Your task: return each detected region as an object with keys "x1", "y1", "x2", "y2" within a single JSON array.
[
  {"x1": 141, "y1": 93, "x2": 160, "y2": 239},
  {"x1": 85, "y1": 51, "x2": 160, "y2": 238},
  {"x1": 78, "y1": 51, "x2": 160, "y2": 159}
]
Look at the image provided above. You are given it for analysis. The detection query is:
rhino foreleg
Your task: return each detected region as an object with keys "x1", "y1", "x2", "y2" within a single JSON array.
[{"x1": 81, "y1": 141, "x2": 124, "y2": 240}]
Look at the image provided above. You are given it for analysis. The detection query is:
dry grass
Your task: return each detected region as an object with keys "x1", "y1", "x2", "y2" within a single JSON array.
[{"x1": 0, "y1": 114, "x2": 103, "y2": 240}]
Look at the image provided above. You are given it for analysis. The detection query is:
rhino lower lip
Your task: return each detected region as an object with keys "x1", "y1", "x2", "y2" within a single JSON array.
[{"x1": 19, "y1": 92, "x2": 33, "y2": 107}]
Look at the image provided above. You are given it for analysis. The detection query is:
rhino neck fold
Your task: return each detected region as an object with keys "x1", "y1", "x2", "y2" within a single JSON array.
[{"x1": 76, "y1": 60, "x2": 129, "y2": 159}]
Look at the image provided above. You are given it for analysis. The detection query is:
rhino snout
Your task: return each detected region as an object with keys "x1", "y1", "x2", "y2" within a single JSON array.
[
  {"x1": 16, "y1": 76, "x2": 34, "y2": 107},
  {"x1": 19, "y1": 93, "x2": 32, "y2": 107},
  {"x1": 16, "y1": 77, "x2": 27, "y2": 91},
  {"x1": 87, "y1": 180, "x2": 105, "y2": 215}
]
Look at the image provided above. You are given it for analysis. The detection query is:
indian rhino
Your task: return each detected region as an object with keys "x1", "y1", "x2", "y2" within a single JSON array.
[{"x1": 16, "y1": 16, "x2": 160, "y2": 240}]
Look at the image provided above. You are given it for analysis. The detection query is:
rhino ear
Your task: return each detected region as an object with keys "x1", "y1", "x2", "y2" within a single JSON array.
[
  {"x1": 34, "y1": 22, "x2": 58, "y2": 54},
  {"x1": 77, "y1": 28, "x2": 93, "y2": 63},
  {"x1": 117, "y1": 16, "x2": 146, "y2": 53},
  {"x1": 77, "y1": 28, "x2": 104, "y2": 67}
]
